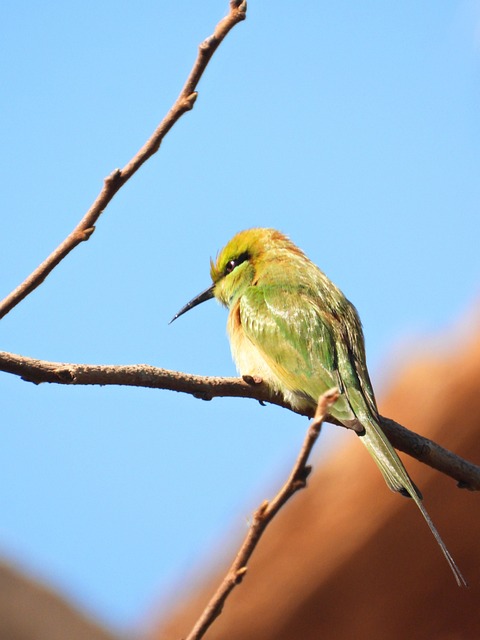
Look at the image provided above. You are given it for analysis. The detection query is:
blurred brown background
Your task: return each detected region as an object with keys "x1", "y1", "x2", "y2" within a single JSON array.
[
  {"x1": 152, "y1": 312, "x2": 480, "y2": 640},
  {"x1": 2, "y1": 313, "x2": 479, "y2": 640}
]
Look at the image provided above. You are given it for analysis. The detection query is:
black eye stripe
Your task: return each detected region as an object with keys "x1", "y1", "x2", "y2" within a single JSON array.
[{"x1": 223, "y1": 251, "x2": 250, "y2": 276}]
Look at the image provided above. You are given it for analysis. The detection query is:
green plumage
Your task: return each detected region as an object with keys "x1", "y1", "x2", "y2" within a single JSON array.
[{"x1": 172, "y1": 227, "x2": 466, "y2": 586}]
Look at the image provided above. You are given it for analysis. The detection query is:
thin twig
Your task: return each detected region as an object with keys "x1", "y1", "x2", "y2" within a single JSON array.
[
  {"x1": 184, "y1": 388, "x2": 339, "y2": 640},
  {"x1": 1, "y1": 349, "x2": 479, "y2": 491},
  {"x1": 0, "y1": 0, "x2": 247, "y2": 320}
]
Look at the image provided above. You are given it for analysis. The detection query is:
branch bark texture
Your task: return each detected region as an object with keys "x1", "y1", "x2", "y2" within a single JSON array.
[{"x1": 1, "y1": 349, "x2": 479, "y2": 492}]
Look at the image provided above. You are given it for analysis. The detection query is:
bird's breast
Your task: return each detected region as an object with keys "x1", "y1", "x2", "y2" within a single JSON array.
[{"x1": 227, "y1": 301, "x2": 280, "y2": 387}]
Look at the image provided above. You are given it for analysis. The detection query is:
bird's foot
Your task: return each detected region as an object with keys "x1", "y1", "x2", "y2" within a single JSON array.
[{"x1": 242, "y1": 374, "x2": 263, "y2": 386}]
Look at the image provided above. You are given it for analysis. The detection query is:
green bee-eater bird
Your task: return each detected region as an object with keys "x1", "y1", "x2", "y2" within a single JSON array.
[{"x1": 171, "y1": 227, "x2": 466, "y2": 586}]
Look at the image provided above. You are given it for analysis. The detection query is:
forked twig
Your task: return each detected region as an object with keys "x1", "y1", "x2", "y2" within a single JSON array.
[
  {"x1": 184, "y1": 388, "x2": 339, "y2": 640},
  {"x1": 0, "y1": 0, "x2": 247, "y2": 320}
]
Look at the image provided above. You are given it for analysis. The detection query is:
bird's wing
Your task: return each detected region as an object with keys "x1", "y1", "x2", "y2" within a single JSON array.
[{"x1": 239, "y1": 284, "x2": 355, "y2": 421}]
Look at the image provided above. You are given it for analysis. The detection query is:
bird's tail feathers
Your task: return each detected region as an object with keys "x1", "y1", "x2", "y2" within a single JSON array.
[
  {"x1": 359, "y1": 417, "x2": 421, "y2": 498},
  {"x1": 359, "y1": 417, "x2": 467, "y2": 587}
]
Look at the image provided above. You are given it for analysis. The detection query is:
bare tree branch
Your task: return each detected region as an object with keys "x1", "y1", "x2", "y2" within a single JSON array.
[
  {"x1": 0, "y1": 0, "x2": 247, "y2": 321},
  {"x1": 1, "y1": 349, "x2": 479, "y2": 491},
  {"x1": 183, "y1": 388, "x2": 339, "y2": 640},
  {"x1": 379, "y1": 416, "x2": 478, "y2": 491}
]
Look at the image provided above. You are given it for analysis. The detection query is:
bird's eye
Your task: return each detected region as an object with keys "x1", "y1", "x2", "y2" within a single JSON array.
[
  {"x1": 225, "y1": 260, "x2": 237, "y2": 274},
  {"x1": 223, "y1": 251, "x2": 250, "y2": 276}
]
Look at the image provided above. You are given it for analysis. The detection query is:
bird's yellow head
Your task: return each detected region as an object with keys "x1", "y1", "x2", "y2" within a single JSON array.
[{"x1": 170, "y1": 228, "x2": 297, "y2": 322}]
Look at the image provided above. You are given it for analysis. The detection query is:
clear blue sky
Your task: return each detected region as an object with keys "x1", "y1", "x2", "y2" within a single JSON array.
[{"x1": 1, "y1": 1, "x2": 479, "y2": 632}]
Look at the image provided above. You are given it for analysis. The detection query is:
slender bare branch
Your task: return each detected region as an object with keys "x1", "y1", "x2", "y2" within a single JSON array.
[
  {"x1": 0, "y1": 0, "x2": 247, "y2": 321},
  {"x1": 379, "y1": 416, "x2": 478, "y2": 491},
  {"x1": 1, "y1": 349, "x2": 479, "y2": 491},
  {"x1": 184, "y1": 389, "x2": 339, "y2": 640}
]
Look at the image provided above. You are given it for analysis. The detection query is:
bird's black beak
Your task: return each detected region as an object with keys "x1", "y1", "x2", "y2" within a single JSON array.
[{"x1": 169, "y1": 284, "x2": 215, "y2": 324}]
